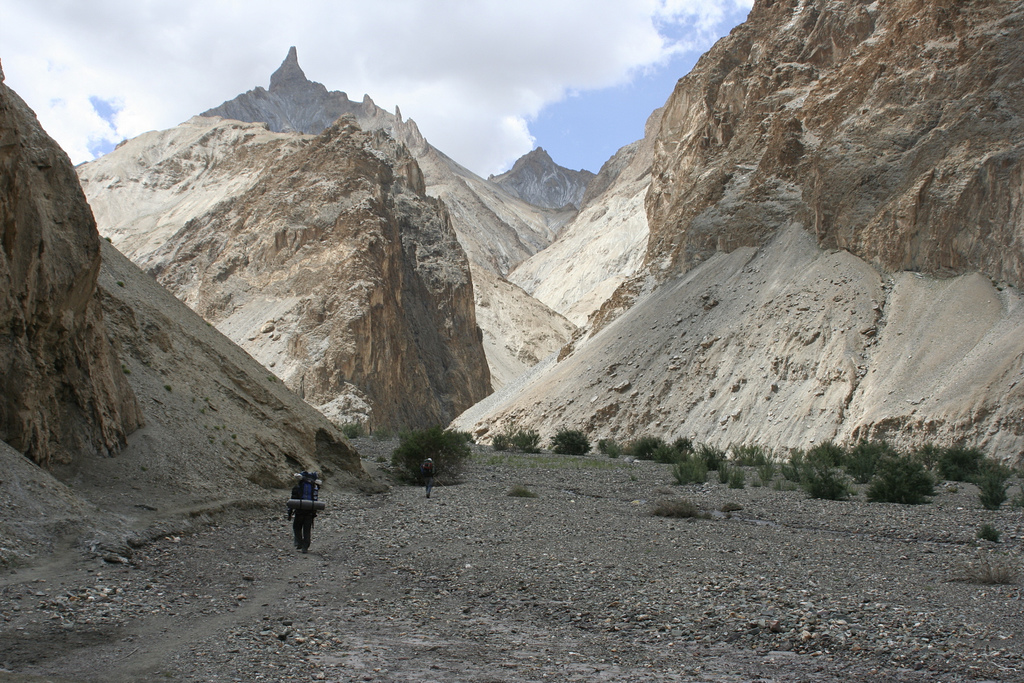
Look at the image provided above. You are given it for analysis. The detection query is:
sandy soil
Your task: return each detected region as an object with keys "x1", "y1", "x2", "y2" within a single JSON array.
[{"x1": 1, "y1": 440, "x2": 1022, "y2": 683}]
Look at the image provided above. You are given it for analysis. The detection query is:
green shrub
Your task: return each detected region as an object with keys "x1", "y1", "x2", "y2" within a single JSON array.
[
  {"x1": 728, "y1": 468, "x2": 746, "y2": 489},
  {"x1": 801, "y1": 459, "x2": 851, "y2": 500},
  {"x1": 978, "y1": 524, "x2": 1001, "y2": 543},
  {"x1": 977, "y1": 462, "x2": 1012, "y2": 510},
  {"x1": 866, "y1": 456, "x2": 934, "y2": 504},
  {"x1": 938, "y1": 446, "x2": 985, "y2": 481},
  {"x1": 672, "y1": 437, "x2": 695, "y2": 458},
  {"x1": 781, "y1": 449, "x2": 805, "y2": 482},
  {"x1": 372, "y1": 427, "x2": 393, "y2": 441},
  {"x1": 844, "y1": 440, "x2": 897, "y2": 484},
  {"x1": 597, "y1": 438, "x2": 622, "y2": 458},
  {"x1": 649, "y1": 498, "x2": 710, "y2": 519},
  {"x1": 911, "y1": 443, "x2": 942, "y2": 471},
  {"x1": 807, "y1": 441, "x2": 846, "y2": 467},
  {"x1": 652, "y1": 444, "x2": 683, "y2": 464},
  {"x1": 718, "y1": 462, "x2": 731, "y2": 485},
  {"x1": 341, "y1": 422, "x2": 364, "y2": 439},
  {"x1": 492, "y1": 431, "x2": 513, "y2": 451},
  {"x1": 391, "y1": 426, "x2": 470, "y2": 484},
  {"x1": 731, "y1": 443, "x2": 772, "y2": 467},
  {"x1": 451, "y1": 429, "x2": 475, "y2": 443},
  {"x1": 756, "y1": 457, "x2": 778, "y2": 486},
  {"x1": 508, "y1": 484, "x2": 538, "y2": 498},
  {"x1": 550, "y1": 429, "x2": 590, "y2": 455},
  {"x1": 696, "y1": 443, "x2": 726, "y2": 471},
  {"x1": 672, "y1": 458, "x2": 708, "y2": 485},
  {"x1": 510, "y1": 429, "x2": 541, "y2": 453},
  {"x1": 631, "y1": 436, "x2": 667, "y2": 460}
]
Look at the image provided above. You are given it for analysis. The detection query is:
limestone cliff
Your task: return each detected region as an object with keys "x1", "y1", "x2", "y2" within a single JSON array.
[
  {"x1": 0, "y1": 65, "x2": 142, "y2": 466},
  {"x1": 82, "y1": 116, "x2": 491, "y2": 429}
]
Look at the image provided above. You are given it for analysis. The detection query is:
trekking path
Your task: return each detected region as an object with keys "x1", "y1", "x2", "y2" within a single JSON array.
[{"x1": 2, "y1": 445, "x2": 1023, "y2": 681}]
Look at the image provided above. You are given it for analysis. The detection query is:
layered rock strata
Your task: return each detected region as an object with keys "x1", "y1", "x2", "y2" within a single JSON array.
[
  {"x1": 0, "y1": 65, "x2": 142, "y2": 466},
  {"x1": 488, "y1": 147, "x2": 595, "y2": 210}
]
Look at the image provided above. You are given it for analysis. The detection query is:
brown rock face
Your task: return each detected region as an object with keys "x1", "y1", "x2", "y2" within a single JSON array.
[
  {"x1": 0, "y1": 67, "x2": 142, "y2": 466},
  {"x1": 647, "y1": 0, "x2": 1024, "y2": 286},
  {"x1": 123, "y1": 117, "x2": 490, "y2": 429}
]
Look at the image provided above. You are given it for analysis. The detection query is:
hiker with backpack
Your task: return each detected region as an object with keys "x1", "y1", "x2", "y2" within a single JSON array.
[
  {"x1": 286, "y1": 471, "x2": 323, "y2": 553},
  {"x1": 420, "y1": 458, "x2": 435, "y2": 498}
]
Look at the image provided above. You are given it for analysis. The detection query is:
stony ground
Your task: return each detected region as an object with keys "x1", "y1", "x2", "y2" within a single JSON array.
[{"x1": 2, "y1": 439, "x2": 1022, "y2": 683}]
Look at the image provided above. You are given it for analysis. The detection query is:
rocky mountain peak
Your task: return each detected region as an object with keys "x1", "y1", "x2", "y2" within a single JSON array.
[
  {"x1": 489, "y1": 147, "x2": 595, "y2": 210},
  {"x1": 268, "y1": 46, "x2": 307, "y2": 93}
]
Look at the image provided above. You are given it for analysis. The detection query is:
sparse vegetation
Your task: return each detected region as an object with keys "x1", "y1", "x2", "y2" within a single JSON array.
[
  {"x1": 978, "y1": 524, "x2": 1001, "y2": 543},
  {"x1": 630, "y1": 436, "x2": 667, "y2": 460},
  {"x1": 510, "y1": 429, "x2": 541, "y2": 453},
  {"x1": 938, "y1": 446, "x2": 985, "y2": 482},
  {"x1": 672, "y1": 457, "x2": 707, "y2": 485},
  {"x1": 976, "y1": 461, "x2": 1012, "y2": 510},
  {"x1": 341, "y1": 422, "x2": 364, "y2": 439},
  {"x1": 597, "y1": 438, "x2": 622, "y2": 458},
  {"x1": 866, "y1": 456, "x2": 934, "y2": 505},
  {"x1": 491, "y1": 431, "x2": 513, "y2": 451},
  {"x1": 728, "y1": 467, "x2": 746, "y2": 489},
  {"x1": 730, "y1": 443, "x2": 772, "y2": 466},
  {"x1": 801, "y1": 451, "x2": 851, "y2": 500},
  {"x1": 845, "y1": 439, "x2": 896, "y2": 484},
  {"x1": 959, "y1": 553, "x2": 1017, "y2": 585},
  {"x1": 164, "y1": 384, "x2": 172, "y2": 392},
  {"x1": 696, "y1": 443, "x2": 726, "y2": 471},
  {"x1": 508, "y1": 484, "x2": 538, "y2": 498},
  {"x1": 391, "y1": 426, "x2": 470, "y2": 484},
  {"x1": 549, "y1": 429, "x2": 590, "y2": 455},
  {"x1": 649, "y1": 498, "x2": 710, "y2": 519}
]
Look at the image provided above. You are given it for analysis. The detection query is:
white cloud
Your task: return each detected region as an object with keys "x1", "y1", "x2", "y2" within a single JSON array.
[{"x1": 0, "y1": 0, "x2": 751, "y2": 175}]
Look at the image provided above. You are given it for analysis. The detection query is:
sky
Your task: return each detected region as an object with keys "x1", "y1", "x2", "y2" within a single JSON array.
[{"x1": 0, "y1": 0, "x2": 753, "y2": 177}]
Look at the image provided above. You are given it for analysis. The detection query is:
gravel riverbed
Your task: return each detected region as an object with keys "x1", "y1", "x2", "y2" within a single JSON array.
[{"x1": 2, "y1": 439, "x2": 1022, "y2": 682}]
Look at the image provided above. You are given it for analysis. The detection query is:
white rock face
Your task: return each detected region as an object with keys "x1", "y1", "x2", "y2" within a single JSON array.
[
  {"x1": 471, "y1": 265, "x2": 576, "y2": 390},
  {"x1": 453, "y1": 226, "x2": 1024, "y2": 460},
  {"x1": 509, "y1": 112, "x2": 659, "y2": 324}
]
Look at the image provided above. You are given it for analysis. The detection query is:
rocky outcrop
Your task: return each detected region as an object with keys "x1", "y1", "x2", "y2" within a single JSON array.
[
  {"x1": 0, "y1": 65, "x2": 142, "y2": 467},
  {"x1": 488, "y1": 147, "x2": 595, "y2": 210},
  {"x1": 82, "y1": 115, "x2": 491, "y2": 429},
  {"x1": 646, "y1": 0, "x2": 1024, "y2": 288}
]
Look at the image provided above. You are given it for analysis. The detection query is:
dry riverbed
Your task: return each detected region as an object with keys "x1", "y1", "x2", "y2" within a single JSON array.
[{"x1": 1, "y1": 438, "x2": 1022, "y2": 682}]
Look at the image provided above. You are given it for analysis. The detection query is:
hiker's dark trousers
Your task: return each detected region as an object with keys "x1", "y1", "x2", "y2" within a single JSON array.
[{"x1": 293, "y1": 512, "x2": 314, "y2": 550}]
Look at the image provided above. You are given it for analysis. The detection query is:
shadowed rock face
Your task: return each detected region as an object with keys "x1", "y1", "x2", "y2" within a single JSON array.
[
  {"x1": 647, "y1": 0, "x2": 1024, "y2": 287},
  {"x1": 0, "y1": 66, "x2": 142, "y2": 466}
]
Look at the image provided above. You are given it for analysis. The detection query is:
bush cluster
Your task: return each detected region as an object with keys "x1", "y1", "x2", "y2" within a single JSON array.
[
  {"x1": 550, "y1": 429, "x2": 590, "y2": 455},
  {"x1": 492, "y1": 428, "x2": 541, "y2": 453},
  {"x1": 391, "y1": 426, "x2": 470, "y2": 484}
]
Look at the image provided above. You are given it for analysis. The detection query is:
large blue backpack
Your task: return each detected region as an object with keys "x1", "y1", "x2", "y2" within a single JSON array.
[{"x1": 288, "y1": 472, "x2": 324, "y2": 511}]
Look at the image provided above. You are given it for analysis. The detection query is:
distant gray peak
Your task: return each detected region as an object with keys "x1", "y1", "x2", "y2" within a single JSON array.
[{"x1": 490, "y1": 147, "x2": 595, "y2": 210}]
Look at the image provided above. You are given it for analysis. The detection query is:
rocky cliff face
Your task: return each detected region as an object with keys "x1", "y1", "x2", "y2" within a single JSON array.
[
  {"x1": 489, "y1": 147, "x2": 595, "y2": 210},
  {"x1": 454, "y1": 0, "x2": 1024, "y2": 460},
  {"x1": 0, "y1": 66, "x2": 142, "y2": 467},
  {"x1": 81, "y1": 116, "x2": 491, "y2": 429},
  {"x1": 646, "y1": 0, "x2": 1024, "y2": 287}
]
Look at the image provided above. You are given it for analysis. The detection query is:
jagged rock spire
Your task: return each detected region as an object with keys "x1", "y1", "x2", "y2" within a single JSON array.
[{"x1": 269, "y1": 46, "x2": 308, "y2": 92}]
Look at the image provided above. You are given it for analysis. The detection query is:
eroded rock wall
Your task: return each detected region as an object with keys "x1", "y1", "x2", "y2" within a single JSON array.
[
  {"x1": 0, "y1": 67, "x2": 142, "y2": 466},
  {"x1": 647, "y1": 0, "x2": 1024, "y2": 287}
]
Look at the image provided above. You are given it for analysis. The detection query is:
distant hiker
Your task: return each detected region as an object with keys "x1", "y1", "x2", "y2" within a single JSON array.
[
  {"x1": 420, "y1": 458, "x2": 435, "y2": 498},
  {"x1": 287, "y1": 471, "x2": 322, "y2": 553}
]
